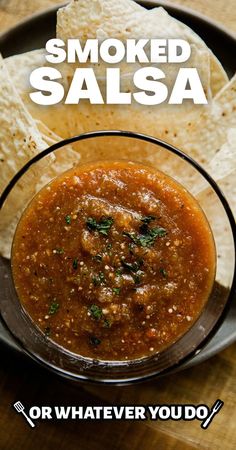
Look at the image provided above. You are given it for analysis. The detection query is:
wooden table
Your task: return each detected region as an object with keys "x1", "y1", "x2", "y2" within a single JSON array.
[{"x1": 0, "y1": 1, "x2": 235, "y2": 449}]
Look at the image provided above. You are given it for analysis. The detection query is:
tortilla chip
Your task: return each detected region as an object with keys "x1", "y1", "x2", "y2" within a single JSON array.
[
  {"x1": 210, "y1": 54, "x2": 229, "y2": 96},
  {"x1": 218, "y1": 170, "x2": 236, "y2": 217},
  {"x1": 196, "y1": 170, "x2": 236, "y2": 284},
  {"x1": 207, "y1": 128, "x2": 236, "y2": 181},
  {"x1": 0, "y1": 55, "x2": 80, "y2": 259},
  {"x1": 0, "y1": 54, "x2": 49, "y2": 195},
  {"x1": 0, "y1": 54, "x2": 51, "y2": 257},
  {"x1": 56, "y1": 0, "x2": 228, "y2": 96},
  {"x1": 0, "y1": 123, "x2": 80, "y2": 260},
  {"x1": 0, "y1": 54, "x2": 46, "y2": 257},
  {"x1": 4, "y1": 1, "x2": 232, "y2": 173},
  {"x1": 181, "y1": 73, "x2": 236, "y2": 164},
  {"x1": 5, "y1": 49, "x2": 46, "y2": 102}
]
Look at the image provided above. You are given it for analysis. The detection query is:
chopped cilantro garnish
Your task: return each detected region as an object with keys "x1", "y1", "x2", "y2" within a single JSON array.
[
  {"x1": 139, "y1": 216, "x2": 156, "y2": 234},
  {"x1": 93, "y1": 254, "x2": 103, "y2": 262},
  {"x1": 115, "y1": 268, "x2": 123, "y2": 276},
  {"x1": 123, "y1": 226, "x2": 167, "y2": 247},
  {"x1": 92, "y1": 272, "x2": 105, "y2": 286},
  {"x1": 65, "y1": 215, "x2": 71, "y2": 225},
  {"x1": 138, "y1": 227, "x2": 167, "y2": 246},
  {"x1": 48, "y1": 301, "x2": 59, "y2": 315},
  {"x1": 72, "y1": 258, "x2": 78, "y2": 269},
  {"x1": 128, "y1": 242, "x2": 135, "y2": 254},
  {"x1": 120, "y1": 258, "x2": 144, "y2": 283},
  {"x1": 123, "y1": 231, "x2": 137, "y2": 244},
  {"x1": 92, "y1": 276, "x2": 99, "y2": 286},
  {"x1": 86, "y1": 217, "x2": 97, "y2": 230},
  {"x1": 89, "y1": 304, "x2": 103, "y2": 320},
  {"x1": 152, "y1": 227, "x2": 167, "y2": 238},
  {"x1": 53, "y1": 247, "x2": 64, "y2": 254},
  {"x1": 140, "y1": 215, "x2": 156, "y2": 224},
  {"x1": 133, "y1": 272, "x2": 144, "y2": 284},
  {"x1": 103, "y1": 318, "x2": 111, "y2": 328},
  {"x1": 86, "y1": 216, "x2": 114, "y2": 236},
  {"x1": 113, "y1": 287, "x2": 121, "y2": 295},
  {"x1": 99, "y1": 272, "x2": 105, "y2": 283},
  {"x1": 160, "y1": 268, "x2": 168, "y2": 278},
  {"x1": 90, "y1": 336, "x2": 101, "y2": 346},
  {"x1": 121, "y1": 258, "x2": 143, "y2": 273}
]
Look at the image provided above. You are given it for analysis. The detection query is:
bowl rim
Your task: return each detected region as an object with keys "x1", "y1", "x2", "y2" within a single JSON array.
[{"x1": 1, "y1": 129, "x2": 236, "y2": 385}]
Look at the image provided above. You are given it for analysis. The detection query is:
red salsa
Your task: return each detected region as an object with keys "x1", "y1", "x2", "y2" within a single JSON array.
[{"x1": 12, "y1": 160, "x2": 216, "y2": 360}]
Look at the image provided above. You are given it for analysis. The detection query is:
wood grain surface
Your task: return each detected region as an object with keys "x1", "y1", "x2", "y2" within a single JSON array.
[{"x1": 0, "y1": 1, "x2": 235, "y2": 449}]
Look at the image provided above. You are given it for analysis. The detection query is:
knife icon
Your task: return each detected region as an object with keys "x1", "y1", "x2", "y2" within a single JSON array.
[{"x1": 201, "y1": 399, "x2": 224, "y2": 429}]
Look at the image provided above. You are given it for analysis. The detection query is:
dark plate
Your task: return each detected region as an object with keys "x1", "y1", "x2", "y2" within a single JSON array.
[{"x1": 0, "y1": 1, "x2": 235, "y2": 372}]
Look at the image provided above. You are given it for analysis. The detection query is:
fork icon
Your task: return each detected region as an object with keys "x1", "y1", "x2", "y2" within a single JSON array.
[
  {"x1": 13, "y1": 401, "x2": 35, "y2": 428},
  {"x1": 201, "y1": 399, "x2": 224, "y2": 429}
]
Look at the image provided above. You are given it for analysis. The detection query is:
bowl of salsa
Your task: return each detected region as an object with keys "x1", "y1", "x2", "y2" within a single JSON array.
[{"x1": 0, "y1": 130, "x2": 235, "y2": 384}]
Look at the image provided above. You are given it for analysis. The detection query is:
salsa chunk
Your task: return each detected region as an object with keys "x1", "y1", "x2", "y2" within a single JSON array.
[{"x1": 12, "y1": 160, "x2": 216, "y2": 360}]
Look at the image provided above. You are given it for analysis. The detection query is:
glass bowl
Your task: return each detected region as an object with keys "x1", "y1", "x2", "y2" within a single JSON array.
[{"x1": 0, "y1": 130, "x2": 235, "y2": 385}]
